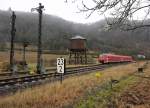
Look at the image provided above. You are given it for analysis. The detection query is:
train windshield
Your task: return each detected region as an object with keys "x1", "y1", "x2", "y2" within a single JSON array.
[{"x1": 99, "y1": 54, "x2": 106, "y2": 58}]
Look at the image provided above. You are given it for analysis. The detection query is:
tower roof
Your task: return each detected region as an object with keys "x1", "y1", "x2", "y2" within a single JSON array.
[{"x1": 70, "y1": 35, "x2": 86, "y2": 40}]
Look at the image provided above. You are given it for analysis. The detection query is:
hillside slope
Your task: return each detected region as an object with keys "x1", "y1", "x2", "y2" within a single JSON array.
[{"x1": 0, "y1": 10, "x2": 150, "y2": 57}]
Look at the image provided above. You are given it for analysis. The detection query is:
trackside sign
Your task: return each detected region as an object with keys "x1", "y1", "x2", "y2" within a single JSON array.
[{"x1": 57, "y1": 58, "x2": 65, "y2": 73}]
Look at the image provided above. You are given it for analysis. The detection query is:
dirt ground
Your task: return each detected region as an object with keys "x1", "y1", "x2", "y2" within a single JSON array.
[
  {"x1": 118, "y1": 63, "x2": 150, "y2": 108},
  {"x1": 120, "y1": 80, "x2": 150, "y2": 108}
]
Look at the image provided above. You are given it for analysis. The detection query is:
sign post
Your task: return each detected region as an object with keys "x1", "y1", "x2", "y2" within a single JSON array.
[{"x1": 57, "y1": 58, "x2": 65, "y2": 84}]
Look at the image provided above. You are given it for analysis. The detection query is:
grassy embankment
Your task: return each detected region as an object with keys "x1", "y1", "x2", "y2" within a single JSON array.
[
  {"x1": 75, "y1": 74, "x2": 137, "y2": 108},
  {"x1": 76, "y1": 62, "x2": 150, "y2": 108},
  {"x1": 0, "y1": 62, "x2": 146, "y2": 108}
]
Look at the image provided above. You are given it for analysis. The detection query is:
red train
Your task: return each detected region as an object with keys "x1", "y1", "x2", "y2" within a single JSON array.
[{"x1": 98, "y1": 54, "x2": 133, "y2": 64}]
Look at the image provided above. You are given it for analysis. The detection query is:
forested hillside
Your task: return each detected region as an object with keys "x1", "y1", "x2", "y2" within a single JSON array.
[{"x1": 0, "y1": 10, "x2": 150, "y2": 57}]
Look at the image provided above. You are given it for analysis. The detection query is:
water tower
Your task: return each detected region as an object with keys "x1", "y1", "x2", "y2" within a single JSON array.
[{"x1": 69, "y1": 35, "x2": 87, "y2": 64}]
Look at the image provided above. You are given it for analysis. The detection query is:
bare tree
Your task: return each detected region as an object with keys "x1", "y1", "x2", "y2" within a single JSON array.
[{"x1": 67, "y1": 0, "x2": 150, "y2": 30}]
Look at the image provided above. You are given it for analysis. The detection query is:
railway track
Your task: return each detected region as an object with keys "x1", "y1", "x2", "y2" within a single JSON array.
[
  {"x1": 0, "y1": 64, "x2": 100, "y2": 77},
  {"x1": 0, "y1": 63, "x2": 127, "y2": 95}
]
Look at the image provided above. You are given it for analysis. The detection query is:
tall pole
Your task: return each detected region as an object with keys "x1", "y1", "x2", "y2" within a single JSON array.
[
  {"x1": 10, "y1": 11, "x2": 16, "y2": 73},
  {"x1": 37, "y1": 3, "x2": 42, "y2": 74},
  {"x1": 32, "y1": 3, "x2": 44, "y2": 74}
]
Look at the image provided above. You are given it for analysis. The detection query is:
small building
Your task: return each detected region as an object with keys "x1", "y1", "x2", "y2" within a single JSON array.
[
  {"x1": 69, "y1": 35, "x2": 87, "y2": 64},
  {"x1": 137, "y1": 51, "x2": 146, "y2": 59},
  {"x1": 137, "y1": 54, "x2": 146, "y2": 59}
]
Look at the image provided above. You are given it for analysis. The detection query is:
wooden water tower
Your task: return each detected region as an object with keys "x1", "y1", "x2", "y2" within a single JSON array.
[{"x1": 69, "y1": 35, "x2": 87, "y2": 64}]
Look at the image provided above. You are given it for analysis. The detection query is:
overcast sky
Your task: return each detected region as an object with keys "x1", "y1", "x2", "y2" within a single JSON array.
[{"x1": 0, "y1": 0, "x2": 103, "y2": 23}]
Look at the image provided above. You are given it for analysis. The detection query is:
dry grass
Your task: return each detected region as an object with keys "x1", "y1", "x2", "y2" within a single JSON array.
[
  {"x1": 0, "y1": 51, "x2": 67, "y2": 63},
  {"x1": 0, "y1": 51, "x2": 96, "y2": 73},
  {"x1": 0, "y1": 62, "x2": 146, "y2": 108},
  {"x1": 0, "y1": 51, "x2": 68, "y2": 71},
  {"x1": 0, "y1": 51, "x2": 90, "y2": 71}
]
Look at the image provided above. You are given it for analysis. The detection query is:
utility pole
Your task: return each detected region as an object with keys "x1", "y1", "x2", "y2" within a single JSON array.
[
  {"x1": 31, "y1": 3, "x2": 44, "y2": 74},
  {"x1": 10, "y1": 11, "x2": 16, "y2": 73}
]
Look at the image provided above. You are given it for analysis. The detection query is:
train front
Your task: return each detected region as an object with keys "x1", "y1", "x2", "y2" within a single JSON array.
[{"x1": 98, "y1": 54, "x2": 106, "y2": 64}]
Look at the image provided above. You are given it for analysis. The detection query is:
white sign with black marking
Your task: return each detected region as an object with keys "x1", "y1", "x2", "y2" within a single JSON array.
[{"x1": 57, "y1": 58, "x2": 65, "y2": 73}]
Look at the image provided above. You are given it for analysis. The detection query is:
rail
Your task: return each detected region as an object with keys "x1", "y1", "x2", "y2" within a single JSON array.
[{"x1": 0, "y1": 63, "x2": 128, "y2": 94}]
